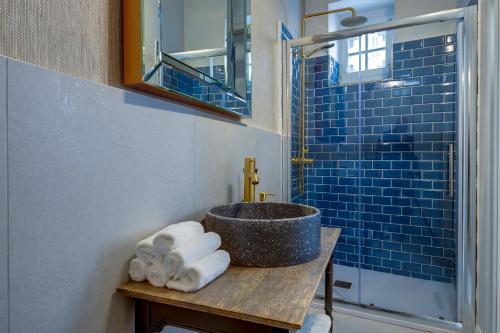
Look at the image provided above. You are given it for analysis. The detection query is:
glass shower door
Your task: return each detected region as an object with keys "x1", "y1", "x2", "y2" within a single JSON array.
[
  {"x1": 289, "y1": 38, "x2": 363, "y2": 305},
  {"x1": 287, "y1": 17, "x2": 464, "y2": 323},
  {"x1": 356, "y1": 25, "x2": 458, "y2": 322}
]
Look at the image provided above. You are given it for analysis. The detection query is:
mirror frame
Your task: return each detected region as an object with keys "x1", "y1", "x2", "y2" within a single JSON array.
[{"x1": 123, "y1": 0, "x2": 250, "y2": 119}]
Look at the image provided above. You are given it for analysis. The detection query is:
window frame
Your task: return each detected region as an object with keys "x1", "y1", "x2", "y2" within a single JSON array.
[{"x1": 339, "y1": 31, "x2": 393, "y2": 84}]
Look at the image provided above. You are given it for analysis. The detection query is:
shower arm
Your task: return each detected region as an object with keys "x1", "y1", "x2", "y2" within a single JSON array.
[
  {"x1": 293, "y1": 7, "x2": 358, "y2": 193},
  {"x1": 301, "y1": 8, "x2": 357, "y2": 38}
]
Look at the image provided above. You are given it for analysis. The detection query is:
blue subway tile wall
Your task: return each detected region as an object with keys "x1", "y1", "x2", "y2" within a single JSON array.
[
  {"x1": 161, "y1": 63, "x2": 250, "y2": 116},
  {"x1": 196, "y1": 65, "x2": 227, "y2": 82},
  {"x1": 292, "y1": 34, "x2": 457, "y2": 283},
  {"x1": 282, "y1": 24, "x2": 307, "y2": 204}
]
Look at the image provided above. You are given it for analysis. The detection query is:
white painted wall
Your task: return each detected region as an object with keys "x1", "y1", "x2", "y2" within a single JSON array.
[
  {"x1": 161, "y1": 0, "x2": 226, "y2": 53},
  {"x1": 184, "y1": 0, "x2": 227, "y2": 51},
  {"x1": 476, "y1": 0, "x2": 500, "y2": 332},
  {"x1": 161, "y1": 0, "x2": 185, "y2": 53},
  {"x1": 304, "y1": 0, "x2": 460, "y2": 42},
  {"x1": 0, "y1": 56, "x2": 282, "y2": 333},
  {"x1": 394, "y1": 0, "x2": 459, "y2": 42},
  {"x1": 246, "y1": 0, "x2": 302, "y2": 133}
]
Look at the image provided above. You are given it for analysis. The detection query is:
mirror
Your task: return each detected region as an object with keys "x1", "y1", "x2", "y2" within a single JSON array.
[{"x1": 124, "y1": 0, "x2": 252, "y2": 118}]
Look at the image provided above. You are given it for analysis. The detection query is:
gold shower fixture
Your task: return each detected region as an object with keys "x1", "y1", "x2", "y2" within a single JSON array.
[{"x1": 292, "y1": 7, "x2": 367, "y2": 194}]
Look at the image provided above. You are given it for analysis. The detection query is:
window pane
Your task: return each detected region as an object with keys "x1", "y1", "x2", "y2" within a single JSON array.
[
  {"x1": 347, "y1": 54, "x2": 366, "y2": 73},
  {"x1": 347, "y1": 36, "x2": 365, "y2": 54},
  {"x1": 347, "y1": 38, "x2": 359, "y2": 54},
  {"x1": 367, "y1": 32, "x2": 386, "y2": 50},
  {"x1": 367, "y1": 50, "x2": 386, "y2": 70},
  {"x1": 347, "y1": 54, "x2": 359, "y2": 72}
]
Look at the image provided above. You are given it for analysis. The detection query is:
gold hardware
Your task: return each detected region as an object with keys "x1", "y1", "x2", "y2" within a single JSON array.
[
  {"x1": 259, "y1": 192, "x2": 276, "y2": 202},
  {"x1": 243, "y1": 157, "x2": 259, "y2": 202},
  {"x1": 293, "y1": 7, "x2": 359, "y2": 194}
]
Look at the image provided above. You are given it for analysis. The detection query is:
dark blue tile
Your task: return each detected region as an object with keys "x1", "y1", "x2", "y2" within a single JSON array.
[
  {"x1": 423, "y1": 94, "x2": 443, "y2": 104},
  {"x1": 413, "y1": 104, "x2": 433, "y2": 114},
  {"x1": 412, "y1": 86, "x2": 433, "y2": 95},
  {"x1": 424, "y1": 55, "x2": 445, "y2": 66},
  {"x1": 383, "y1": 98, "x2": 402, "y2": 107},
  {"x1": 393, "y1": 42, "x2": 403, "y2": 52},
  {"x1": 413, "y1": 66, "x2": 434, "y2": 76},
  {"x1": 394, "y1": 69, "x2": 413, "y2": 79},
  {"x1": 424, "y1": 36, "x2": 445, "y2": 47},
  {"x1": 402, "y1": 262, "x2": 422, "y2": 273},
  {"x1": 403, "y1": 39, "x2": 423, "y2": 50},
  {"x1": 394, "y1": 50, "x2": 412, "y2": 61},
  {"x1": 383, "y1": 259, "x2": 402, "y2": 269},
  {"x1": 412, "y1": 47, "x2": 433, "y2": 58},
  {"x1": 404, "y1": 58, "x2": 423, "y2": 68},
  {"x1": 434, "y1": 44, "x2": 455, "y2": 55},
  {"x1": 392, "y1": 88, "x2": 411, "y2": 97},
  {"x1": 434, "y1": 64, "x2": 455, "y2": 74}
]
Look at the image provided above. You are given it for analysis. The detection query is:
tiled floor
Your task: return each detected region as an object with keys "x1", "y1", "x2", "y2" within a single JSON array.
[
  {"x1": 316, "y1": 264, "x2": 457, "y2": 321},
  {"x1": 332, "y1": 312, "x2": 430, "y2": 333}
]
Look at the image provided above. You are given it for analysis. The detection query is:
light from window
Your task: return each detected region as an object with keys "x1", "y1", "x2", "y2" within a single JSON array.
[{"x1": 346, "y1": 32, "x2": 387, "y2": 73}]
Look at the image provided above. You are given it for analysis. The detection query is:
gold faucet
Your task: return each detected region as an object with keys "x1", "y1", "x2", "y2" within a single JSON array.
[{"x1": 243, "y1": 157, "x2": 259, "y2": 202}]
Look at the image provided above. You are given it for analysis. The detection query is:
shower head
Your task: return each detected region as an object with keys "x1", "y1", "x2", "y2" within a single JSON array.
[
  {"x1": 304, "y1": 42, "x2": 335, "y2": 58},
  {"x1": 340, "y1": 15, "x2": 368, "y2": 27}
]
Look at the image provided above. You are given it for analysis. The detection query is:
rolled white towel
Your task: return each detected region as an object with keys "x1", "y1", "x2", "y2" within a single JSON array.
[
  {"x1": 146, "y1": 263, "x2": 170, "y2": 287},
  {"x1": 164, "y1": 232, "x2": 221, "y2": 279},
  {"x1": 135, "y1": 234, "x2": 161, "y2": 264},
  {"x1": 129, "y1": 257, "x2": 150, "y2": 282},
  {"x1": 166, "y1": 250, "x2": 230, "y2": 292},
  {"x1": 297, "y1": 314, "x2": 332, "y2": 333},
  {"x1": 153, "y1": 221, "x2": 204, "y2": 255}
]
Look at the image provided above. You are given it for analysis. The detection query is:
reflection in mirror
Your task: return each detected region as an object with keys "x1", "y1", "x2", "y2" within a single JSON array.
[{"x1": 135, "y1": 0, "x2": 251, "y2": 117}]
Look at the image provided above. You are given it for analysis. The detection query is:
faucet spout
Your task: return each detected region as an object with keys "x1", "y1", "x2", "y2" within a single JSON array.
[{"x1": 243, "y1": 157, "x2": 258, "y2": 202}]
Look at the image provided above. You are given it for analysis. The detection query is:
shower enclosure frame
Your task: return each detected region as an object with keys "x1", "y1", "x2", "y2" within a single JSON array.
[{"x1": 282, "y1": 6, "x2": 478, "y2": 331}]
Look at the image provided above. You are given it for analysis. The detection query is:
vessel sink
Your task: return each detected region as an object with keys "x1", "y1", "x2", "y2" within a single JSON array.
[{"x1": 205, "y1": 202, "x2": 321, "y2": 267}]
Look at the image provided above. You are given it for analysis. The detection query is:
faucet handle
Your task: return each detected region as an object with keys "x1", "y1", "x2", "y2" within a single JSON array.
[
  {"x1": 252, "y1": 173, "x2": 259, "y2": 185},
  {"x1": 259, "y1": 192, "x2": 276, "y2": 202}
]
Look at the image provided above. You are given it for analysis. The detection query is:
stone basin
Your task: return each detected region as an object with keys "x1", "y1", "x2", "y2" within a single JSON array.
[{"x1": 205, "y1": 202, "x2": 321, "y2": 267}]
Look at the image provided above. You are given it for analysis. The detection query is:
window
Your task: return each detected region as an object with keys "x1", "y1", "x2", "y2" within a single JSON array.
[
  {"x1": 347, "y1": 32, "x2": 386, "y2": 72},
  {"x1": 340, "y1": 31, "x2": 392, "y2": 83}
]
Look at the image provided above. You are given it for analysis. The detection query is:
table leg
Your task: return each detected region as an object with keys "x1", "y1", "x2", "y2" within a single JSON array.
[
  {"x1": 135, "y1": 299, "x2": 150, "y2": 333},
  {"x1": 325, "y1": 255, "x2": 333, "y2": 333}
]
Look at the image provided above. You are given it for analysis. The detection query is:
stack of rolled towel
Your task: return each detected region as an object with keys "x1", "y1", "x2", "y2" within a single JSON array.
[{"x1": 128, "y1": 221, "x2": 230, "y2": 292}]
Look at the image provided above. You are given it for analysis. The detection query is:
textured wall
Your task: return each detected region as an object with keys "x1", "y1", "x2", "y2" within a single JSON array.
[
  {"x1": 2, "y1": 56, "x2": 282, "y2": 333},
  {"x1": 0, "y1": 0, "x2": 122, "y2": 86},
  {"x1": 0, "y1": 0, "x2": 296, "y2": 133},
  {"x1": 0, "y1": 56, "x2": 7, "y2": 333}
]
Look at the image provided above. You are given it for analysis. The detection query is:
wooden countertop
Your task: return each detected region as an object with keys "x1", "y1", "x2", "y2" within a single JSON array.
[{"x1": 117, "y1": 227, "x2": 340, "y2": 330}]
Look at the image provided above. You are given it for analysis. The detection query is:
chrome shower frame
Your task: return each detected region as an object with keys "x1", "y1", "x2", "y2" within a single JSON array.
[{"x1": 282, "y1": 6, "x2": 478, "y2": 331}]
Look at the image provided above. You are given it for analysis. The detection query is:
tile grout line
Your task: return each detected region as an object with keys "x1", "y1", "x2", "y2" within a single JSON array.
[
  {"x1": 193, "y1": 118, "x2": 197, "y2": 214},
  {"x1": 5, "y1": 58, "x2": 9, "y2": 333}
]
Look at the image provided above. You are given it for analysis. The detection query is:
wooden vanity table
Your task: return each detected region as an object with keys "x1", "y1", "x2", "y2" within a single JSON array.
[{"x1": 118, "y1": 227, "x2": 340, "y2": 333}]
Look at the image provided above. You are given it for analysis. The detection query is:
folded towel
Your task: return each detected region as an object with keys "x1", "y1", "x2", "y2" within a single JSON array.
[
  {"x1": 153, "y1": 221, "x2": 204, "y2": 255},
  {"x1": 166, "y1": 250, "x2": 230, "y2": 292},
  {"x1": 135, "y1": 234, "x2": 161, "y2": 264},
  {"x1": 297, "y1": 314, "x2": 332, "y2": 333},
  {"x1": 164, "y1": 232, "x2": 221, "y2": 279},
  {"x1": 146, "y1": 263, "x2": 170, "y2": 287},
  {"x1": 129, "y1": 257, "x2": 150, "y2": 282}
]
